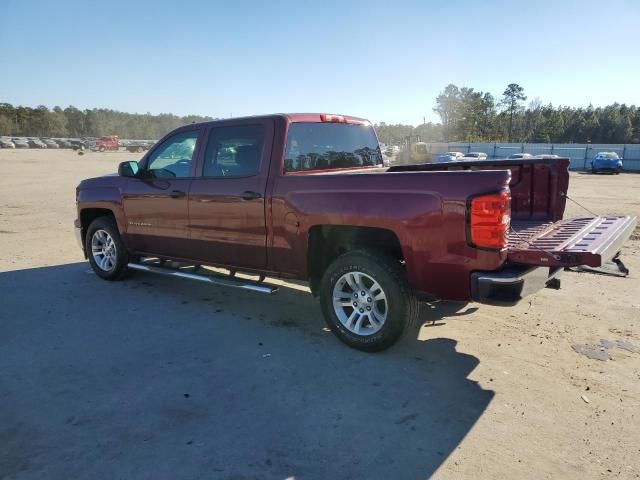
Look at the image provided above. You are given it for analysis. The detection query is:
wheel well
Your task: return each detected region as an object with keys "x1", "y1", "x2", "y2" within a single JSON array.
[
  {"x1": 80, "y1": 208, "x2": 115, "y2": 249},
  {"x1": 307, "y1": 225, "x2": 404, "y2": 296}
]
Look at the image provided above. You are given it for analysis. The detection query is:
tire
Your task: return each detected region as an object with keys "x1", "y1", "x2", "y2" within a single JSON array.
[
  {"x1": 591, "y1": 168, "x2": 597, "y2": 174},
  {"x1": 99, "y1": 146, "x2": 105, "y2": 152},
  {"x1": 86, "y1": 216, "x2": 130, "y2": 280},
  {"x1": 319, "y1": 249, "x2": 418, "y2": 352}
]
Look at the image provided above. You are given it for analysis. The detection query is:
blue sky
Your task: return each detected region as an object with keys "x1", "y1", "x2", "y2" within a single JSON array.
[{"x1": 1, "y1": 0, "x2": 638, "y2": 125}]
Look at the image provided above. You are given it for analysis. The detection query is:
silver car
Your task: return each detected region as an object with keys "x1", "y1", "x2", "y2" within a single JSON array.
[
  {"x1": 462, "y1": 152, "x2": 487, "y2": 160},
  {"x1": 28, "y1": 138, "x2": 47, "y2": 148},
  {"x1": 12, "y1": 138, "x2": 30, "y2": 148},
  {"x1": 0, "y1": 138, "x2": 16, "y2": 148}
]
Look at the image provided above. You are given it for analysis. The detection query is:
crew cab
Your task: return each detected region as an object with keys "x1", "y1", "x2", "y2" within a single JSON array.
[{"x1": 75, "y1": 113, "x2": 637, "y2": 351}]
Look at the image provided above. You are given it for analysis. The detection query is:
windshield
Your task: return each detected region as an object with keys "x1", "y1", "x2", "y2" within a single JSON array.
[
  {"x1": 284, "y1": 123, "x2": 382, "y2": 172},
  {"x1": 597, "y1": 153, "x2": 619, "y2": 159}
]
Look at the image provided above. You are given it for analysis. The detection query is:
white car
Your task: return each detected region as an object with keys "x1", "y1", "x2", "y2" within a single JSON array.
[
  {"x1": 507, "y1": 153, "x2": 533, "y2": 159},
  {"x1": 462, "y1": 152, "x2": 487, "y2": 160}
]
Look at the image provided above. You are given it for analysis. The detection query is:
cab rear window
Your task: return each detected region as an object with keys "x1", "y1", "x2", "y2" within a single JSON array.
[{"x1": 284, "y1": 123, "x2": 382, "y2": 172}]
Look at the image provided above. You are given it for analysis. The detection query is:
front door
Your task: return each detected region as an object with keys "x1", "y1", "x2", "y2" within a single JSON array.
[
  {"x1": 188, "y1": 121, "x2": 273, "y2": 269},
  {"x1": 122, "y1": 128, "x2": 202, "y2": 258}
]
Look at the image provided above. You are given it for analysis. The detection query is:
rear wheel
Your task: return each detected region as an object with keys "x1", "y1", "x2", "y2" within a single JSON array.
[
  {"x1": 86, "y1": 216, "x2": 130, "y2": 280},
  {"x1": 319, "y1": 250, "x2": 417, "y2": 352}
]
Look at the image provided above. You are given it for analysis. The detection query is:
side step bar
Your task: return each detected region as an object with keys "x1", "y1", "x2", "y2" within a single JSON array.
[{"x1": 127, "y1": 262, "x2": 278, "y2": 294}]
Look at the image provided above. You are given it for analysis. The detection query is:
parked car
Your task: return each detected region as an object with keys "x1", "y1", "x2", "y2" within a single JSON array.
[
  {"x1": 74, "y1": 113, "x2": 638, "y2": 352},
  {"x1": 436, "y1": 151, "x2": 464, "y2": 162},
  {"x1": 592, "y1": 152, "x2": 623, "y2": 174},
  {"x1": 54, "y1": 138, "x2": 73, "y2": 148},
  {"x1": 0, "y1": 137, "x2": 16, "y2": 148},
  {"x1": 12, "y1": 138, "x2": 30, "y2": 148},
  {"x1": 507, "y1": 153, "x2": 533, "y2": 159},
  {"x1": 27, "y1": 138, "x2": 47, "y2": 148},
  {"x1": 69, "y1": 139, "x2": 87, "y2": 150},
  {"x1": 535, "y1": 154, "x2": 560, "y2": 159},
  {"x1": 81, "y1": 137, "x2": 98, "y2": 150},
  {"x1": 124, "y1": 140, "x2": 153, "y2": 153},
  {"x1": 42, "y1": 139, "x2": 59, "y2": 149},
  {"x1": 462, "y1": 152, "x2": 487, "y2": 160}
]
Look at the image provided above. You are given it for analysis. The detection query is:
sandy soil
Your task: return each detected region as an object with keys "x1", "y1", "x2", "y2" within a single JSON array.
[{"x1": 1, "y1": 148, "x2": 639, "y2": 480}]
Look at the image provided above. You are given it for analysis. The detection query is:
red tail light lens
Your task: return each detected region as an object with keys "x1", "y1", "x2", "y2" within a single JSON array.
[{"x1": 469, "y1": 191, "x2": 511, "y2": 249}]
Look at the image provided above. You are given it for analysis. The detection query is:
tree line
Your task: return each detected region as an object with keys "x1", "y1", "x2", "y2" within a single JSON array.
[
  {"x1": 0, "y1": 103, "x2": 215, "y2": 139},
  {"x1": 2, "y1": 84, "x2": 640, "y2": 144},
  {"x1": 377, "y1": 83, "x2": 640, "y2": 146}
]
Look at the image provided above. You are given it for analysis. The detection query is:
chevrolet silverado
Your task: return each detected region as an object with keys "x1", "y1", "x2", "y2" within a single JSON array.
[{"x1": 75, "y1": 113, "x2": 637, "y2": 351}]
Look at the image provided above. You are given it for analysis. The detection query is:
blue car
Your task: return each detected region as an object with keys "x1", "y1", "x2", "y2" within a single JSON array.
[
  {"x1": 592, "y1": 152, "x2": 623, "y2": 174},
  {"x1": 436, "y1": 151, "x2": 464, "y2": 163}
]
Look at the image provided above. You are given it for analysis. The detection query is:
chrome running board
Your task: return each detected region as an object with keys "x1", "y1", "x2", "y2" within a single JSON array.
[{"x1": 127, "y1": 262, "x2": 278, "y2": 294}]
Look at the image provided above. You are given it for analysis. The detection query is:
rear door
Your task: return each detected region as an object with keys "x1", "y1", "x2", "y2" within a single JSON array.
[
  {"x1": 508, "y1": 216, "x2": 637, "y2": 267},
  {"x1": 187, "y1": 119, "x2": 273, "y2": 269},
  {"x1": 122, "y1": 127, "x2": 202, "y2": 258}
]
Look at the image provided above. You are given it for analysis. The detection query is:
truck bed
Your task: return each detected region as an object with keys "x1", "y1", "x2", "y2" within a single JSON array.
[{"x1": 390, "y1": 158, "x2": 637, "y2": 269}]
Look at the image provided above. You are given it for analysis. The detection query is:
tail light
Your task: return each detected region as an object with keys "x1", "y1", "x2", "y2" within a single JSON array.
[
  {"x1": 320, "y1": 114, "x2": 346, "y2": 123},
  {"x1": 469, "y1": 191, "x2": 511, "y2": 249}
]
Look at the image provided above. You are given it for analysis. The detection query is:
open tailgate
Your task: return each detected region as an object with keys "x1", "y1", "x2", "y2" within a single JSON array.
[{"x1": 508, "y1": 216, "x2": 637, "y2": 267}]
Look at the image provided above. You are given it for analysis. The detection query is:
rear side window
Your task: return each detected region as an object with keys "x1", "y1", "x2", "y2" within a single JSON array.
[
  {"x1": 203, "y1": 125, "x2": 265, "y2": 177},
  {"x1": 284, "y1": 123, "x2": 382, "y2": 172}
]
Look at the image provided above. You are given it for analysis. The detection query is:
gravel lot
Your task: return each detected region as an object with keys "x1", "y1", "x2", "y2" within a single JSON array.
[{"x1": 1, "y1": 149, "x2": 639, "y2": 480}]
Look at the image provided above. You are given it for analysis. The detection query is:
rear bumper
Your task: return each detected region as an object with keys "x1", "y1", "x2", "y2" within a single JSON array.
[
  {"x1": 593, "y1": 164, "x2": 622, "y2": 171},
  {"x1": 470, "y1": 266, "x2": 562, "y2": 306}
]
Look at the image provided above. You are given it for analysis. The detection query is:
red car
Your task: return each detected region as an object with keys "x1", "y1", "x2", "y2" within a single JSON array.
[{"x1": 75, "y1": 113, "x2": 636, "y2": 351}]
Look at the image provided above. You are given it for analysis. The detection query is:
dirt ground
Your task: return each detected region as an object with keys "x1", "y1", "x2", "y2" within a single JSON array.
[{"x1": 1, "y1": 148, "x2": 639, "y2": 480}]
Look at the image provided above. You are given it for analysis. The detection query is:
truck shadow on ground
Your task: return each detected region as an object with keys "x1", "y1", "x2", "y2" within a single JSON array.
[{"x1": 0, "y1": 263, "x2": 493, "y2": 480}]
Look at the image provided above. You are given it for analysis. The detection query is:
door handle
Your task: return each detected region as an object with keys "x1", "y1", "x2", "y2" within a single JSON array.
[
  {"x1": 242, "y1": 191, "x2": 262, "y2": 200},
  {"x1": 170, "y1": 190, "x2": 186, "y2": 198}
]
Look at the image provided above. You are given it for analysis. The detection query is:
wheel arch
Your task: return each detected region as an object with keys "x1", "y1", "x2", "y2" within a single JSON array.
[
  {"x1": 307, "y1": 225, "x2": 404, "y2": 296},
  {"x1": 79, "y1": 208, "x2": 117, "y2": 254}
]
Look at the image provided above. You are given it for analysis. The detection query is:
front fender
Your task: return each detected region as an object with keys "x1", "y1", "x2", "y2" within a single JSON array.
[{"x1": 77, "y1": 185, "x2": 128, "y2": 235}]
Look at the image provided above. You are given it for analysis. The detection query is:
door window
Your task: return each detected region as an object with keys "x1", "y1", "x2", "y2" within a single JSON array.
[
  {"x1": 202, "y1": 125, "x2": 265, "y2": 177},
  {"x1": 147, "y1": 130, "x2": 199, "y2": 178}
]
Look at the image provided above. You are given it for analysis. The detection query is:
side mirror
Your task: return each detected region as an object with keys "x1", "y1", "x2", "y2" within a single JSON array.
[{"x1": 118, "y1": 161, "x2": 140, "y2": 177}]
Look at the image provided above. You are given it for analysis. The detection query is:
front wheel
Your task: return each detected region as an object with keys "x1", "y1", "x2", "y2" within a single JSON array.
[
  {"x1": 319, "y1": 250, "x2": 418, "y2": 352},
  {"x1": 86, "y1": 216, "x2": 130, "y2": 280}
]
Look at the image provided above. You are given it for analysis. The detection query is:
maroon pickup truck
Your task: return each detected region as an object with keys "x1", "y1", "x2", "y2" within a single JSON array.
[{"x1": 75, "y1": 113, "x2": 636, "y2": 351}]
